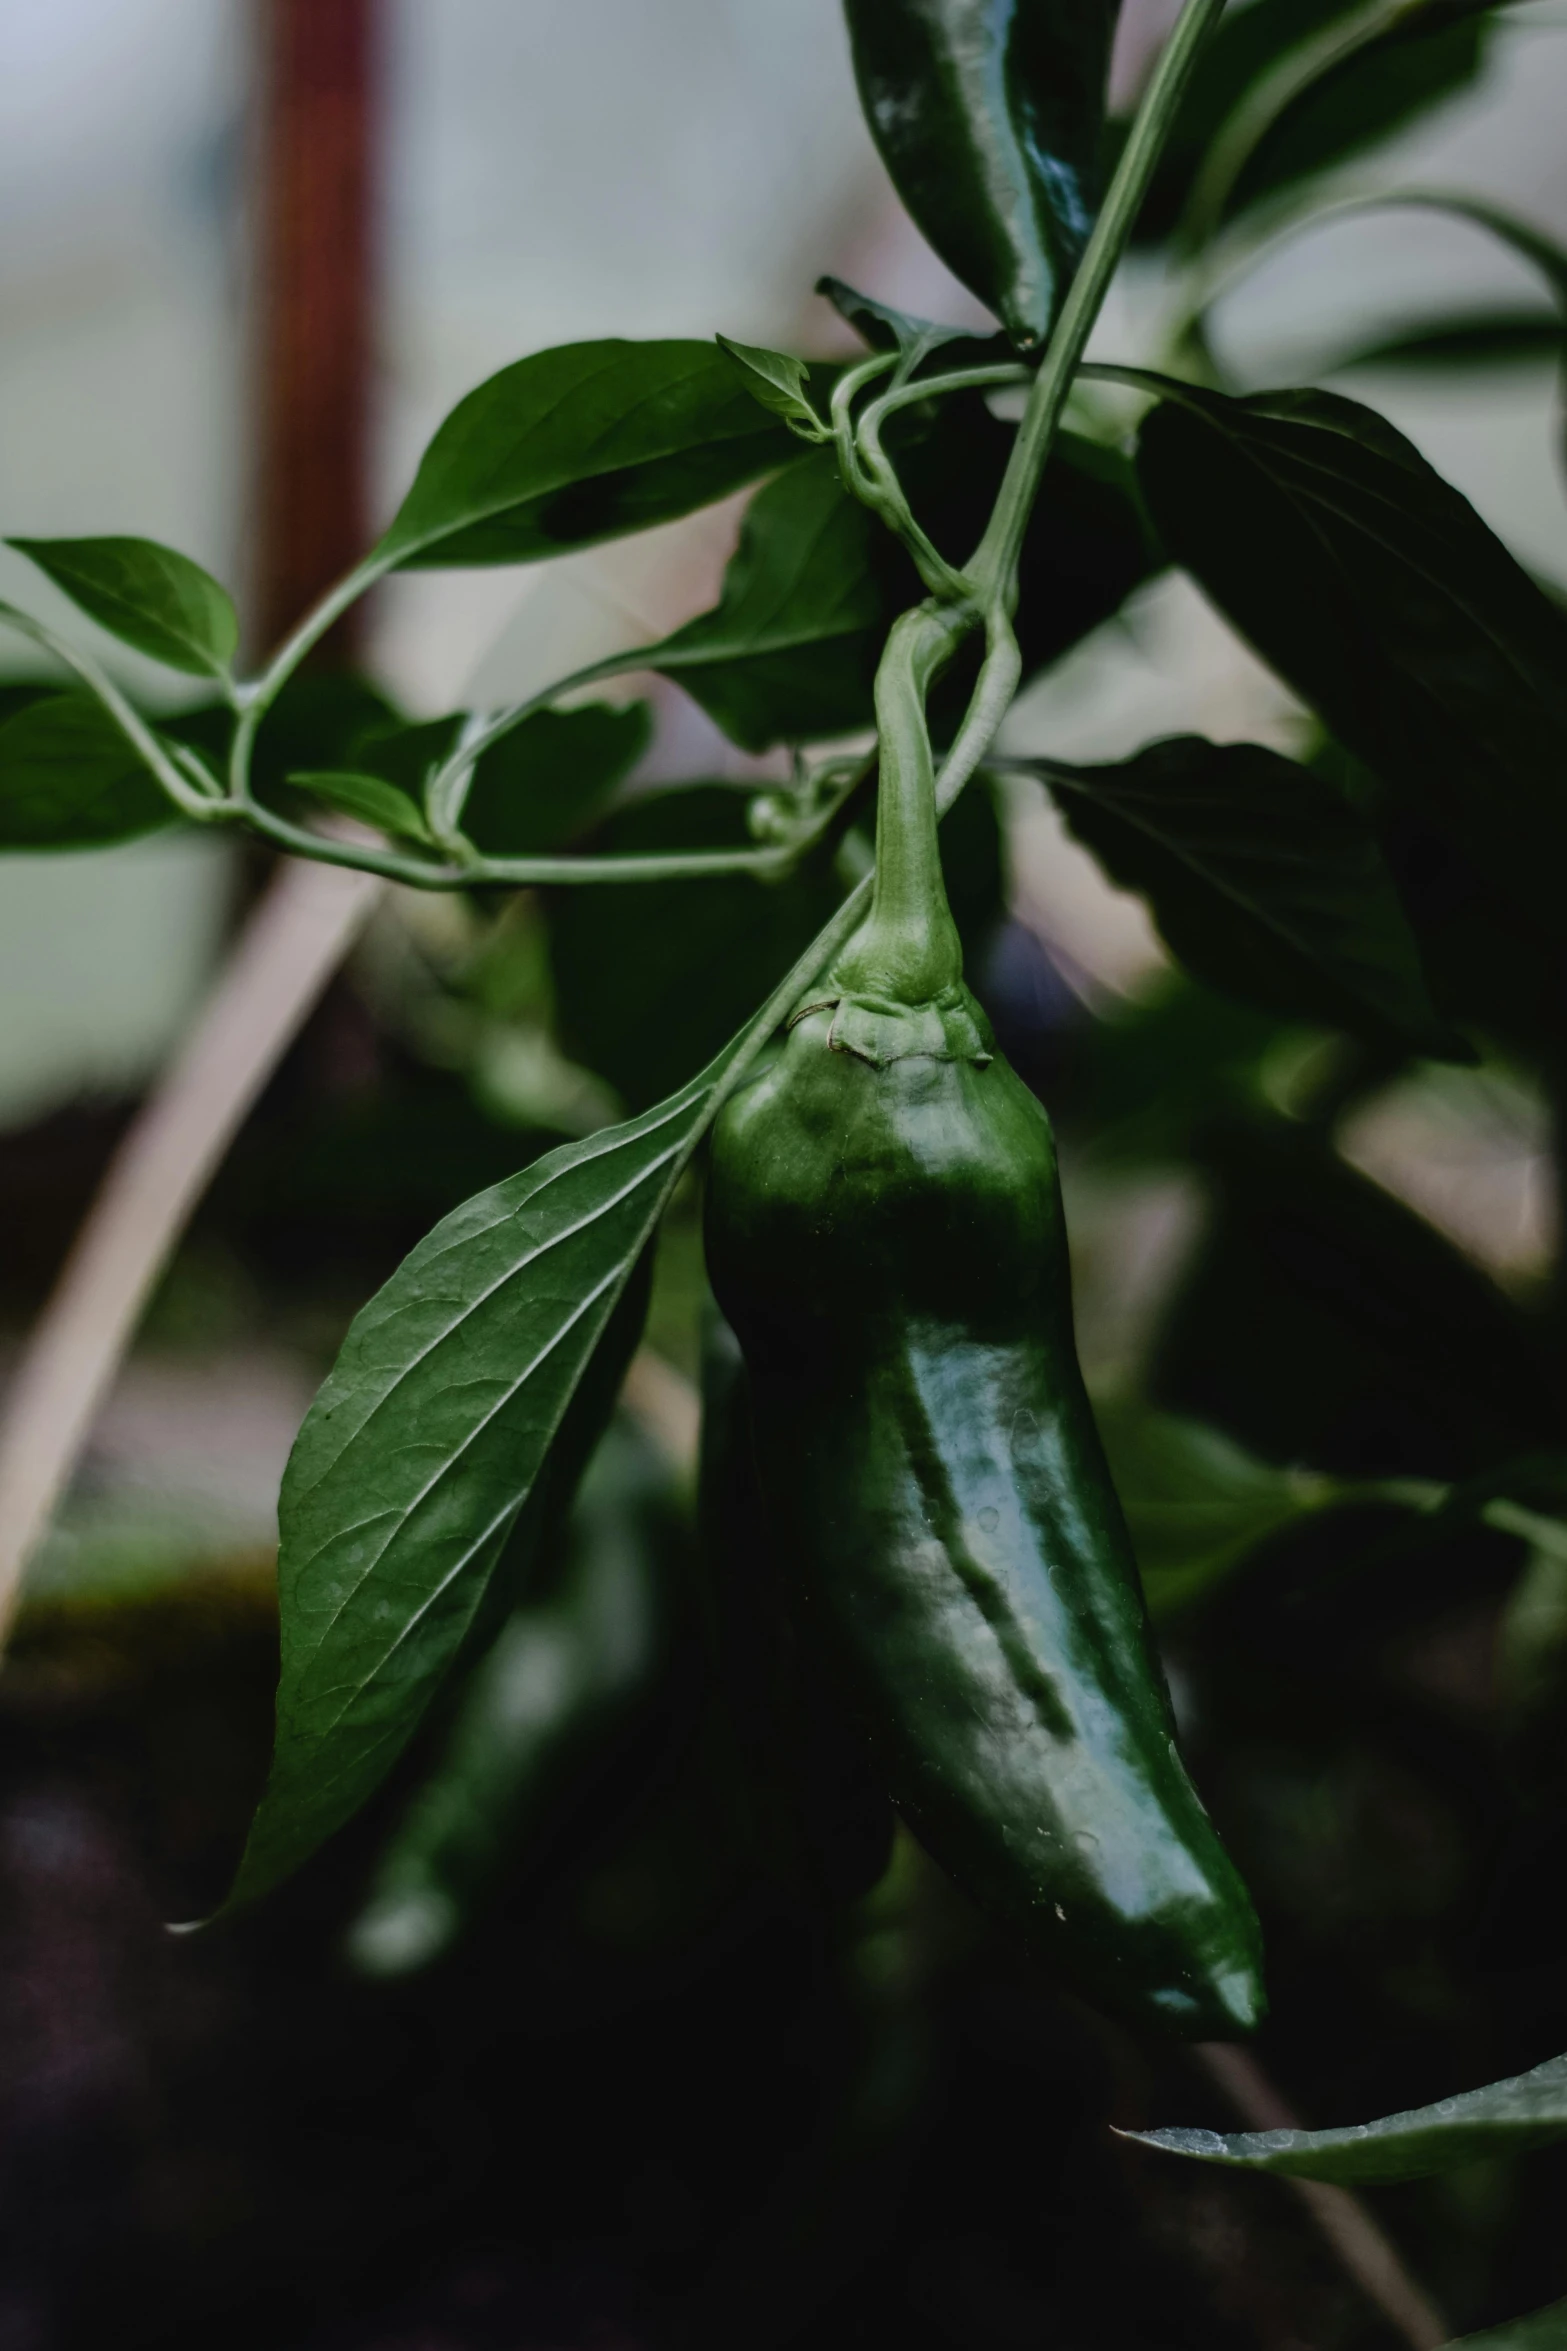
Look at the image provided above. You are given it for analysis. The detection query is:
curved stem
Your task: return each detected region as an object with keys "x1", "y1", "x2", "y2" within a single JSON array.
[
  {"x1": 422, "y1": 644, "x2": 653, "y2": 831},
  {"x1": 831, "y1": 350, "x2": 899, "y2": 508},
  {"x1": 856, "y1": 365, "x2": 1029, "y2": 597},
  {"x1": 0, "y1": 600, "x2": 229, "y2": 823},
  {"x1": 830, "y1": 603, "x2": 969, "y2": 1002}
]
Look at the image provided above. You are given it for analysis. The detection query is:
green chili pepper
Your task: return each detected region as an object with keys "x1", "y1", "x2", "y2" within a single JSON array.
[
  {"x1": 841, "y1": 0, "x2": 1120, "y2": 349},
  {"x1": 699, "y1": 1306, "x2": 895, "y2": 1908},
  {"x1": 703, "y1": 613, "x2": 1265, "y2": 2035}
]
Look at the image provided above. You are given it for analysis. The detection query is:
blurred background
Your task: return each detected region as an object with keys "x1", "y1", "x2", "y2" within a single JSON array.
[{"x1": 2, "y1": 4, "x2": 1567, "y2": 2347}]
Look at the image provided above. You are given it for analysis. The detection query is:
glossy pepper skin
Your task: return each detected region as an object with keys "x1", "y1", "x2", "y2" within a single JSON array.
[
  {"x1": 705, "y1": 971, "x2": 1265, "y2": 2035},
  {"x1": 842, "y1": 0, "x2": 1119, "y2": 348}
]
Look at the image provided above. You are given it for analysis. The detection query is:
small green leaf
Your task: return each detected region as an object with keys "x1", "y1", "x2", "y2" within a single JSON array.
[
  {"x1": 1131, "y1": 378, "x2": 1567, "y2": 944},
  {"x1": 1126, "y1": 2049, "x2": 1567, "y2": 2183},
  {"x1": 1442, "y1": 2299, "x2": 1567, "y2": 2349},
  {"x1": 815, "y1": 277, "x2": 1008, "y2": 371},
  {"x1": 8, "y1": 535, "x2": 238, "y2": 679},
  {"x1": 376, "y1": 340, "x2": 795, "y2": 572},
  {"x1": 716, "y1": 336, "x2": 825, "y2": 436},
  {"x1": 1021, "y1": 735, "x2": 1459, "y2": 1054},
  {"x1": 0, "y1": 692, "x2": 176, "y2": 849},
  {"x1": 289, "y1": 768, "x2": 435, "y2": 845},
  {"x1": 648, "y1": 452, "x2": 883, "y2": 750}
]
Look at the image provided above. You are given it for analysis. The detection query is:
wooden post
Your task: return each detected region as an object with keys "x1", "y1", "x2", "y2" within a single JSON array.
[{"x1": 252, "y1": 0, "x2": 379, "y2": 660}]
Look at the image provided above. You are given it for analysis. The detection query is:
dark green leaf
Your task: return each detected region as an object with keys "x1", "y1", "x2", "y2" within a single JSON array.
[
  {"x1": 0, "y1": 693, "x2": 175, "y2": 849},
  {"x1": 1132, "y1": 379, "x2": 1567, "y2": 939},
  {"x1": 376, "y1": 341, "x2": 795, "y2": 571},
  {"x1": 1323, "y1": 310, "x2": 1567, "y2": 375},
  {"x1": 289, "y1": 768, "x2": 434, "y2": 845},
  {"x1": 1022, "y1": 735, "x2": 1459, "y2": 1053},
  {"x1": 7, "y1": 534, "x2": 238, "y2": 679},
  {"x1": 1126, "y1": 2048, "x2": 1567, "y2": 2183},
  {"x1": 648, "y1": 453, "x2": 883, "y2": 750},
  {"x1": 1443, "y1": 2300, "x2": 1567, "y2": 2349},
  {"x1": 353, "y1": 700, "x2": 651, "y2": 857},
  {"x1": 1153, "y1": 1120, "x2": 1563, "y2": 1484},
  {"x1": 715, "y1": 336, "x2": 825, "y2": 435},
  {"x1": 843, "y1": 0, "x2": 1118, "y2": 346}
]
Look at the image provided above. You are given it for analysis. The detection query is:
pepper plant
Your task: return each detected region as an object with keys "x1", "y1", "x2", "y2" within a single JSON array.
[{"x1": 5, "y1": 2, "x2": 1567, "y2": 2341}]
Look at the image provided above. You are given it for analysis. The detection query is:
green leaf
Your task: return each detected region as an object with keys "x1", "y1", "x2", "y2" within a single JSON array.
[
  {"x1": 1323, "y1": 310, "x2": 1567, "y2": 375},
  {"x1": 715, "y1": 336, "x2": 825, "y2": 436},
  {"x1": 0, "y1": 692, "x2": 175, "y2": 849},
  {"x1": 7, "y1": 534, "x2": 238, "y2": 679},
  {"x1": 648, "y1": 453, "x2": 883, "y2": 750},
  {"x1": 1095, "y1": 1399, "x2": 1340, "y2": 1618},
  {"x1": 1125, "y1": 2048, "x2": 1567, "y2": 2183},
  {"x1": 1132, "y1": 379, "x2": 1567, "y2": 940},
  {"x1": 842, "y1": 0, "x2": 1118, "y2": 346},
  {"x1": 224, "y1": 1121, "x2": 674, "y2": 1910},
  {"x1": 1443, "y1": 2299, "x2": 1567, "y2": 2349},
  {"x1": 375, "y1": 340, "x2": 796, "y2": 571},
  {"x1": 352, "y1": 699, "x2": 650, "y2": 857},
  {"x1": 289, "y1": 768, "x2": 435, "y2": 845},
  {"x1": 1021, "y1": 735, "x2": 1459, "y2": 1054}
]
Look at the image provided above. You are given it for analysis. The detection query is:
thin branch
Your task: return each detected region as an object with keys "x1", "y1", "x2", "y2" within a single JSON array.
[{"x1": 0, "y1": 857, "x2": 383, "y2": 1640}]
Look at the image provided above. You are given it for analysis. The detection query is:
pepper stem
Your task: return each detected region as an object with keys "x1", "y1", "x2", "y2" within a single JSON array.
[{"x1": 830, "y1": 603, "x2": 966, "y2": 1006}]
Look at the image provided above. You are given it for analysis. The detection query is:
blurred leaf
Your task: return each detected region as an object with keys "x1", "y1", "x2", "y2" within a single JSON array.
[
  {"x1": 347, "y1": 1418, "x2": 675, "y2": 1977},
  {"x1": 0, "y1": 692, "x2": 174, "y2": 849},
  {"x1": 1324, "y1": 310, "x2": 1567, "y2": 375},
  {"x1": 547, "y1": 784, "x2": 843, "y2": 1110},
  {"x1": 649, "y1": 453, "x2": 883, "y2": 750},
  {"x1": 1136, "y1": 0, "x2": 1505, "y2": 241},
  {"x1": 354, "y1": 700, "x2": 651, "y2": 856},
  {"x1": 1132, "y1": 380, "x2": 1567, "y2": 943},
  {"x1": 375, "y1": 341, "x2": 794, "y2": 571},
  {"x1": 1127, "y1": 2048, "x2": 1567, "y2": 2182},
  {"x1": 1072, "y1": 975, "x2": 1299, "y2": 1163},
  {"x1": 1096, "y1": 1399, "x2": 1341, "y2": 1617},
  {"x1": 1443, "y1": 2305, "x2": 1567, "y2": 2351},
  {"x1": 8, "y1": 534, "x2": 238, "y2": 679},
  {"x1": 715, "y1": 336, "x2": 825, "y2": 435},
  {"x1": 1153, "y1": 1119, "x2": 1563, "y2": 1483},
  {"x1": 290, "y1": 768, "x2": 434, "y2": 845},
  {"x1": 1020, "y1": 735, "x2": 1458, "y2": 1054},
  {"x1": 843, "y1": 0, "x2": 1118, "y2": 345}
]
